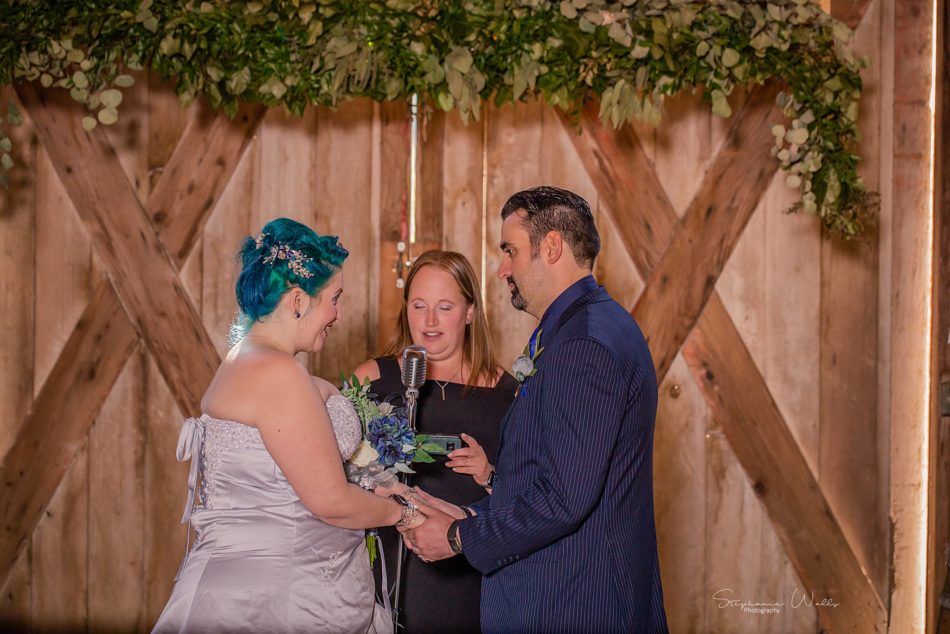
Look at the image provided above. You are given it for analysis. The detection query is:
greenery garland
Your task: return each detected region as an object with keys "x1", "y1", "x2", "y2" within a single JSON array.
[{"x1": 0, "y1": 0, "x2": 877, "y2": 239}]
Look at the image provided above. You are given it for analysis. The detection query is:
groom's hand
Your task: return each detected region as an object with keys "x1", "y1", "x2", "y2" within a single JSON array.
[{"x1": 401, "y1": 504, "x2": 457, "y2": 562}]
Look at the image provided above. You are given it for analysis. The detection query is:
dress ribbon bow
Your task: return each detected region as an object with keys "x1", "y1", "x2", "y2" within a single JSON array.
[
  {"x1": 174, "y1": 417, "x2": 203, "y2": 581},
  {"x1": 177, "y1": 417, "x2": 204, "y2": 524}
]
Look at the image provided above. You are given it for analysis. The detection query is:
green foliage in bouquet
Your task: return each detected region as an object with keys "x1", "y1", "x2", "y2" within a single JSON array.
[{"x1": 0, "y1": 0, "x2": 875, "y2": 238}]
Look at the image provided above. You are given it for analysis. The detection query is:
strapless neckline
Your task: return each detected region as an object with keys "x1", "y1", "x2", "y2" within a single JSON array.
[{"x1": 199, "y1": 393, "x2": 351, "y2": 428}]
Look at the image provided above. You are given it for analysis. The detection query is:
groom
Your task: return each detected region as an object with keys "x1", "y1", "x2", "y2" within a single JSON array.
[{"x1": 404, "y1": 186, "x2": 668, "y2": 633}]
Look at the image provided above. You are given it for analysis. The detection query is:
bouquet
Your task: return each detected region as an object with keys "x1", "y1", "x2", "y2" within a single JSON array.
[{"x1": 340, "y1": 374, "x2": 442, "y2": 489}]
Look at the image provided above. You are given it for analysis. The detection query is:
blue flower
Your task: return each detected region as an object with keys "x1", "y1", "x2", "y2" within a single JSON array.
[{"x1": 366, "y1": 414, "x2": 416, "y2": 467}]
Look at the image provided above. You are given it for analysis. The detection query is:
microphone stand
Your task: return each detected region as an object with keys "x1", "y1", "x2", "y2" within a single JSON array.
[{"x1": 392, "y1": 379, "x2": 420, "y2": 630}]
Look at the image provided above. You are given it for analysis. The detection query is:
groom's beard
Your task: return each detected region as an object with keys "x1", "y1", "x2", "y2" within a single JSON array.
[{"x1": 507, "y1": 276, "x2": 528, "y2": 311}]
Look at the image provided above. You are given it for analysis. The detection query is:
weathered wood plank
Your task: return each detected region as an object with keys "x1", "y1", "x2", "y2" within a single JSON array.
[
  {"x1": 1, "y1": 86, "x2": 262, "y2": 589},
  {"x1": 373, "y1": 101, "x2": 412, "y2": 353},
  {"x1": 88, "y1": 354, "x2": 147, "y2": 631},
  {"x1": 890, "y1": 0, "x2": 936, "y2": 630},
  {"x1": 441, "y1": 111, "x2": 486, "y2": 279},
  {"x1": 311, "y1": 101, "x2": 377, "y2": 378},
  {"x1": 0, "y1": 87, "x2": 36, "y2": 629},
  {"x1": 632, "y1": 83, "x2": 782, "y2": 383},
  {"x1": 935, "y1": 0, "x2": 950, "y2": 622},
  {"x1": 31, "y1": 444, "x2": 88, "y2": 630},
  {"x1": 143, "y1": 356, "x2": 186, "y2": 629},
  {"x1": 562, "y1": 98, "x2": 886, "y2": 633},
  {"x1": 821, "y1": 0, "x2": 890, "y2": 602},
  {"x1": 0, "y1": 89, "x2": 35, "y2": 470},
  {"x1": 484, "y1": 101, "x2": 544, "y2": 364},
  {"x1": 417, "y1": 107, "x2": 445, "y2": 245}
]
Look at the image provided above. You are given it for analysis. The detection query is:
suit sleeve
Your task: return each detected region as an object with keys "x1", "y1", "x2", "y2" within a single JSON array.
[{"x1": 458, "y1": 337, "x2": 629, "y2": 575}]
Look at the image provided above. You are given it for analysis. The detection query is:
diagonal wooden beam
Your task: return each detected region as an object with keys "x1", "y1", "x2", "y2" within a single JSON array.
[
  {"x1": 562, "y1": 96, "x2": 887, "y2": 632},
  {"x1": 18, "y1": 83, "x2": 220, "y2": 423},
  {"x1": 0, "y1": 86, "x2": 264, "y2": 587},
  {"x1": 634, "y1": 82, "x2": 782, "y2": 381}
]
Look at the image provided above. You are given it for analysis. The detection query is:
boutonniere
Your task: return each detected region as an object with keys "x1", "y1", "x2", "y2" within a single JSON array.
[{"x1": 512, "y1": 328, "x2": 544, "y2": 397}]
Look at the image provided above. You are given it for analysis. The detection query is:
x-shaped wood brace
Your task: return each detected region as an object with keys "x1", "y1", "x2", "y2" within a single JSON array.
[
  {"x1": 1, "y1": 84, "x2": 265, "y2": 588},
  {"x1": 562, "y1": 78, "x2": 885, "y2": 632}
]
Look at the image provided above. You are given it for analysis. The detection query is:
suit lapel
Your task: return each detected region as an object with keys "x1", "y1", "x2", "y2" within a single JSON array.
[{"x1": 496, "y1": 286, "x2": 611, "y2": 451}]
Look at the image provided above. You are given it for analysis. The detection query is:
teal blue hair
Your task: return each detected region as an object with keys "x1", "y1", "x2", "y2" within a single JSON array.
[{"x1": 231, "y1": 218, "x2": 348, "y2": 342}]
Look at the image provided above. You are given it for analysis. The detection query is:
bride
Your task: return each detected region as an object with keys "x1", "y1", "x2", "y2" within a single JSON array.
[{"x1": 153, "y1": 218, "x2": 421, "y2": 633}]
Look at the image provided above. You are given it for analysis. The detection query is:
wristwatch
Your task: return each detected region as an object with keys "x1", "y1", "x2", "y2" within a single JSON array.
[
  {"x1": 447, "y1": 520, "x2": 463, "y2": 554},
  {"x1": 478, "y1": 466, "x2": 496, "y2": 489}
]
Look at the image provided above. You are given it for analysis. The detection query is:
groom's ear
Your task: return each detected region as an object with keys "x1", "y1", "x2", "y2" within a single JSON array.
[{"x1": 542, "y1": 231, "x2": 564, "y2": 265}]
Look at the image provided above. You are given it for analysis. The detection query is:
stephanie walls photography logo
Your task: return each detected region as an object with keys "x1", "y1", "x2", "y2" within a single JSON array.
[{"x1": 712, "y1": 588, "x2": 841, "y2": 616}]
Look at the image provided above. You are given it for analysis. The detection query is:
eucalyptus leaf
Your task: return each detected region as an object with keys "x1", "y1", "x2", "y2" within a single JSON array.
[
  {"x1": 446, "y1": 48, "x2": 473, "y2": 74},
  {"x1": 227, "y1": 67, "x2": 251, "y2": 95},
  {"x1": 721, "y1": 48, "x2": 740, "y2": 68},
  {"x1": 97, "y1": 107, "x2": 118, "y2": 125},
  {"x1": 0, "y1": 153, "x2": 12, "y2": 170},
  {"x1": 436, "y1": 91, "x2": 454, "y2": 111},
  {"x1": 100, "y1": 89, "x2": 123, "y2": 108},
  {"x1": 114, "y1": 74, "x2": 136, "y2": 88},
  {"x1": 0, "y1": 137, "x2": 10, "y2": 152},
  {"x1": 711, "y1": 90, "x2": 731, "y2": 118},
  {"x1": 446, "y1": 68, "x2": 464, "y2": 100},
  {"x1": 631, "y1": 41, "x2": 650, "y2": 59}
]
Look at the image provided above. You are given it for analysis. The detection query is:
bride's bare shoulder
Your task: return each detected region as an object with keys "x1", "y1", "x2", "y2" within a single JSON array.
[{"x1": 310, "y1": 375, "x2": 341, "y2": 400}]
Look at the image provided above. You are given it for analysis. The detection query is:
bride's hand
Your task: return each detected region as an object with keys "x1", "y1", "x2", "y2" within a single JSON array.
[
  {"x1": 408, "y1": 488, "x2": 469, "y2": 520},
  {"x1": 373, "y1": 480, "x2": 411, "y2": 498}
]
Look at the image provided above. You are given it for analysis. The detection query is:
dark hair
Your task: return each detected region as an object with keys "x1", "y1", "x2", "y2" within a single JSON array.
[
  {"x1": 500, "y1": 186, "x2": 600, "y2": 267},
  {"x1": 232, "y1": 217, "x2": 348, "y2": 339}
]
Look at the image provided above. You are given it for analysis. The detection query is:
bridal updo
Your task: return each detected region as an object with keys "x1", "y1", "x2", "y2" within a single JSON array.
[{"x1": 231, "y1": 217, "x2": 348, "y2": 340}]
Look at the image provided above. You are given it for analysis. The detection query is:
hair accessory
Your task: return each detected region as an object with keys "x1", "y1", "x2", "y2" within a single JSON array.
[{"x1": 256, "y1": 232, "x2": 314, "y2": 279}]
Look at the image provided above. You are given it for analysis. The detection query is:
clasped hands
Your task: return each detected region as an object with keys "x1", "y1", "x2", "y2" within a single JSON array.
[{"x1": 374, "y1": 482, "x2": 469, "y2": 563}]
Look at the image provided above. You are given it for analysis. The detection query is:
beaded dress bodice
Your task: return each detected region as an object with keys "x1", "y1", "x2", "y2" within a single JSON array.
[{"x1": 176, "y1": 394, "x2": 362, "y2": 519}]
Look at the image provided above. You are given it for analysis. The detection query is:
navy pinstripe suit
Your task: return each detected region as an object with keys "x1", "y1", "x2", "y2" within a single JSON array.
[{"x1": 459, "y1": 276, "x2": 668, "y2": 633}]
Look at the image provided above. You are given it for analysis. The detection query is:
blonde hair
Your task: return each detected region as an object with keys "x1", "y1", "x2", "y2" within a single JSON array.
[{"x1": 382, "y1": 250, "x2": 499, "y2": 390}]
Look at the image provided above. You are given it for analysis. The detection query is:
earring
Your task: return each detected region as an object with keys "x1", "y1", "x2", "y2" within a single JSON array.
[{"x1": 294, "y1": 311, "x2": 301, "y2": 319}]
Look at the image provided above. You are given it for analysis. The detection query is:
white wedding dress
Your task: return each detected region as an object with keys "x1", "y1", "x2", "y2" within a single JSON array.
[{"x1": 153, "y1": 395, "x2": 391, "y2": 633}]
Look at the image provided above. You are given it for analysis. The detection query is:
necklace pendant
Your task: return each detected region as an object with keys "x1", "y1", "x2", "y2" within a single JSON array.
[{"x1": 439, "y1": 385, "x2": 446, "y2": 400}]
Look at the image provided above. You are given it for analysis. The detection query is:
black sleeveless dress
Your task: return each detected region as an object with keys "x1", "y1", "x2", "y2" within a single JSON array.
[{"x1": 371, "y1": 357, "x2": 519, "y2": 633}]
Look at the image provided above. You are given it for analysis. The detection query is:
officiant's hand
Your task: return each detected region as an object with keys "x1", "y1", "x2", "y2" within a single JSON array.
[
  {"x1": 446, "y1": 433, "x2": 492, "y2": 487},
  {"x1": 400, "y1": 502, "x2": 457, "y2": 562}
]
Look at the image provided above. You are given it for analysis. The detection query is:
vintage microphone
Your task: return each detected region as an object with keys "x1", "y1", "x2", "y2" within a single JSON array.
[
  {"x1": 401, "y1": 345, "x2": 427, "y2": 431},
  {"x1": 393, "y1": 345, "x2": 426, "y2": 628}
]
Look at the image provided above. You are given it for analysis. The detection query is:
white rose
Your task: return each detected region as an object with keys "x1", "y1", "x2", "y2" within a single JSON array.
[
  {"x1": 349, "y1": 440, "x2": 379, "y2": 468},
  {"x1": 512, "y1": 355, "x2": 534, "y2": 382}
]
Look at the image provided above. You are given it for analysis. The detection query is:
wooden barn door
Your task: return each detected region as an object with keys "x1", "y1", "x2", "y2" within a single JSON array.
[{"x1": 0, "y1": 0, "x2": 891, "y2": 632}]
